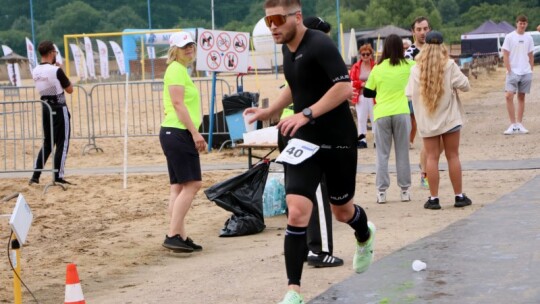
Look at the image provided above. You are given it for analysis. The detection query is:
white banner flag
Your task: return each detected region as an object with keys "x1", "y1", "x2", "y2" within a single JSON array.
[
  {"x1": 109, "y1": 41, "x2": 125, "y2": 75},
  {"x1": 147, "y1": 46, "x2": 156, "y2": 59},
  {"x1": 96, "y1": 39, "x2": 110, "y2": 79},
  {"x1": 53, "y1": 44, "x2": 63, "y2": 65},
  {"x1": 83, "y1": 37, "x2": 96, "y2": 79},
  {"x1": 2, "y1": 45, "x2": 13, "y2": 56},
  {"x1": 69, "y1": 43, "x2": 88, "y2": 80},
  {"x1": 25, "y1": 37, "x2": 37, "y2": 71},
  {"x1": 7, "y1": 63, "x2": 22, "y2": 87},
  {"x1": 2, "y1": 44, "x2": 21, "y2": 86}
]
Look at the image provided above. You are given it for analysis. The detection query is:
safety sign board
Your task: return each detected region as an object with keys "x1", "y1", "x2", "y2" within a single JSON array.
[{"x1": 196, "y1": 29, "x2": 250, "y2": 73}]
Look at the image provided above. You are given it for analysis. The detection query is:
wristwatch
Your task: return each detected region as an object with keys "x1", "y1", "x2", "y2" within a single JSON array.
[{"x1": 302, "y1": 107, "x2": 315, "y2": 125}]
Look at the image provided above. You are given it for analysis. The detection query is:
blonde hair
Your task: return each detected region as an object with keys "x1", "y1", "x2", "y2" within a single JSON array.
[
  {"x1": 415, "y1": 43, "x2": 448, "y2": 115},
  {"x1": 166, "y1": 45, "x2": 196, "y2": 66}
]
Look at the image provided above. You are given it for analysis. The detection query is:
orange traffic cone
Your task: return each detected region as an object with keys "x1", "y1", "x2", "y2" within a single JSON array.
[{"x1": 64, "y1": 263, "x2": 86, "y2": 304}]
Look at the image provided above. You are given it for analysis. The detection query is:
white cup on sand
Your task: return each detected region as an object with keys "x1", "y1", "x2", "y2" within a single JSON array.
[
  {"x1": 243, "y1": 112, "x2": 256, "y2": 132},
  {"x1": 412, "y1": 260, "x2": 427, "y2": 271}
]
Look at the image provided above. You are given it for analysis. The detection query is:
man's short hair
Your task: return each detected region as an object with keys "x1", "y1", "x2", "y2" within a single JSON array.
[
  {"x1": 516, "y1": 14, "x2": 528, "y2": 23},
  {"x1": 411, "y1": 16, "x2": 430, "y2": 30},
  {"x1": 264, "y1": 0, "x2": 301, "y2": 9},
  {"x1": 37, "y1": 41, "x2": 55, "y2": 56}
]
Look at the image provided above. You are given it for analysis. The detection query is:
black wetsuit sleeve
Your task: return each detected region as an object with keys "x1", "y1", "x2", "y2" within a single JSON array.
[
  {"x1": 313, "y1": 32, "x2": 350, "y2": 84},
  {"x1": 56, "y1": 68, "x2": 71, "y2": 89},
  {"x1": 363, "y1": 87, "x2": 376, "y2": 98}
]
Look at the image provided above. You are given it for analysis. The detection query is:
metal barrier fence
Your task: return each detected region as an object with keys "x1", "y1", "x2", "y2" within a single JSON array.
[
  {"x1": 0, "y1": 78, "x2": 233, "y2": 155},
  {"x1": 0, "y1": 100, "x2": 55, "y2": 180},
  {"x1": 1, "y1": 78, "x2": 234, "y2": 182}
]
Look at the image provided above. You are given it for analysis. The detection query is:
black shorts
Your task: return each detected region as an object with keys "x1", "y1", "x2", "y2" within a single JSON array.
[
  {"x1": 284, "y1": 145, "x2": 357, "y2": 206},
  {"x1": 159, "y1": 127, "x2": 202, "y2": 184}
]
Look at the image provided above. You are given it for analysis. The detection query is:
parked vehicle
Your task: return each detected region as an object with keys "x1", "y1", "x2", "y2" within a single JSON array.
[
  {"x1": 460, "y1": 32, "x2": 506, "y2": 58},
  {"x1": 525, "y1": 31, "x2": 540, "y2": 64}
]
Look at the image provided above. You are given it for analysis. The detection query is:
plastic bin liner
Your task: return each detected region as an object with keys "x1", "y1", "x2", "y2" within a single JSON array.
[
  {"x1": 204, "y1": 161, "x2": 269, "y2": 237},
  {"x1": 222, "y1": 92, "x2": 260, "y2": 116}
]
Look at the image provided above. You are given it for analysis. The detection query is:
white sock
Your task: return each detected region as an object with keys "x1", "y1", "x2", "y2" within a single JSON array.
[{"x1": 455, "y1": 193, "x2": 463, "y2": 198}]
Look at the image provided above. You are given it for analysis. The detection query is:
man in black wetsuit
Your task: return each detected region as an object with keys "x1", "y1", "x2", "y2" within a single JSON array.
[{"x1": 245, "y1": 1, "x2": 376, "y2": 303}]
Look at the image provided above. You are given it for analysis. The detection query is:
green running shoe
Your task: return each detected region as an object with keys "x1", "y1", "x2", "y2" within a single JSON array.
[
  {"x1": 421, "y1": 176, "x2": 430, "y2": 190},
  {"x1": 278, "y1": 290, "x2": 304, "y2": 304},
  {"x1": 353, "y1": 221, "x2": 376, "y2": 273}
]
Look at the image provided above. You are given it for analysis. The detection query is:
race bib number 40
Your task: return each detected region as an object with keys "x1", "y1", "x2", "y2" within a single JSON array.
[{"x1": 276, "y1": 138, "x2": 319, "y2": 165}]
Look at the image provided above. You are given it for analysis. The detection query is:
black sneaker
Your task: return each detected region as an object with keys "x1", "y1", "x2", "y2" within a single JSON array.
[
  {"x1": 163, "y1": 235, "x2": 194, "y2": 253},
  {"x1": 185, "y1": 237, "x2": 203, "y2": 251},
  {"x1": 424, "y1": 197, "x2": 441, "y2": 210},
  {"x1": 55, "y1": 179, "x2": 76, "y2": 185},
  {"x1": 307, "y1": 251, "x2": 344, "y2": 268},
  {"x1": 454, "y1": 194, "x2": 472, "y2": 208},
  {"x1": 357, "y1": 141, "x2": 368, "y2": 149},
  {"x1": 28, "y1": 177, "x2": 39, "y2": 185}
]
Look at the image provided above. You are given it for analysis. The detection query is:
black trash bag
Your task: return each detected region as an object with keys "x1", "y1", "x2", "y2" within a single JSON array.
[
  {"x1": 204, "y1": 161, "x2": 269, "y2": 237},
  {"x1": 222, "y1": 92, "x2": 260, "y2": 116},
  {"x1": 219, "y1": 214, "x2": 265, "y2": 237}
]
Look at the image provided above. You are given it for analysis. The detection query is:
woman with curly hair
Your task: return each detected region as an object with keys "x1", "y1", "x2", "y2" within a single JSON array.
[{"x1": 406, "y1": 31, "x2": 472, "y2": 210}]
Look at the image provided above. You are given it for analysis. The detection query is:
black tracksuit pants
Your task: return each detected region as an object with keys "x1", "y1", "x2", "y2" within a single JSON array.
[{"x1": 33, "y1": 104, "x2": 70, "y2": 180}]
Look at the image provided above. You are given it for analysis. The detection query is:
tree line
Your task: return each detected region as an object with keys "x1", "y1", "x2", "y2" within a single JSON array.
[{"x1": 0, "y1": 0, "x2": 538, "y2": 57}]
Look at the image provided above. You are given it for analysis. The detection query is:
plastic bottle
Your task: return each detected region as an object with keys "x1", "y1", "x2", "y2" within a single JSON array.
[
  {"x1": 263, "y1": 177, "x2": 274, "y2": 217},
  {"x1": 274, "y1": 176, "x2": 286, "y2": 215}
]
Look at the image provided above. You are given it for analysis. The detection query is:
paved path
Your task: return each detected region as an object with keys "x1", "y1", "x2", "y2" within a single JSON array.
[
  {"x1": 310, "y1": 174, "x2": 540, "y2": 303},
  {"x1": 4, "y1": 158, "x2": 540, "y2": 178}
]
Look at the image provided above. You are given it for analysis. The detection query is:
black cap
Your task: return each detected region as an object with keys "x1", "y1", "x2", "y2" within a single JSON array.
[
  {"x1": 303, "y1": 16, "x2": 332, "y2": 34},
  {"x1": 426, "y1": 31, "x2": 443, "y2": 44}
]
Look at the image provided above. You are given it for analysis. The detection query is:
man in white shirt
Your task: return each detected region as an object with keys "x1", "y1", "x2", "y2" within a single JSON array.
[
  {"x1": 502, "y1": 15, "x2": 534, "y2": 135},
  {"x1": 29, "y1": 41, "x2": 74, "y2": 185}
]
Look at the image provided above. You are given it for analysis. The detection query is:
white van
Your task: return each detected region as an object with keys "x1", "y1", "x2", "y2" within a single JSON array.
[{"x1": 460, "y1": 32, "x2": 506, "y2": 58}]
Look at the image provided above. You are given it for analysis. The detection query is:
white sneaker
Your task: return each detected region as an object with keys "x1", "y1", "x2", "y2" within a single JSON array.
[
  {"x1": 503, "y1": 124, "x2": 517, "y2": 135},
  {"x1": 376, "y1": 191, "x2": 387, "y2": 204},
  {"x1": 515, "y1": 123, "x2": 529, "y2": 134},
  {"x1": 400, "y1": 189, "x2": 411, "y2": 202}
]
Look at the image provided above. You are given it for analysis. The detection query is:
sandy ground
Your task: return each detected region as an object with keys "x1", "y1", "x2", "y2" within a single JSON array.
[{"x1": 1, "y1": 66, "x2": 539, "y2": 304}]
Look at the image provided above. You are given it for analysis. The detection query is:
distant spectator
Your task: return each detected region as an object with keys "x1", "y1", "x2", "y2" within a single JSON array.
[
  {"x1": 502, "y1": 14, "x2": 534, "y2": 135},
  {"x1": 405, "y1": 16, "x2": 441, "y2": 191},
  {"x1": 406, "y1": 31, "x2": 472, "y2": 210},
  {"x1": 350, "y1": 43, "x2": 376, "y2": 148},
  {"x1": 29, "y1": 40, "x2": 74, "y2": 186},
  {"x1": 160, "y1": 31, "x2": 206, "y2": 253},
  {"x1": 364, "y1": 34, "x2": 414, "y2": 204},
  {"x1": 402, "y1": 38, "x2": 412, "y2": 52}
]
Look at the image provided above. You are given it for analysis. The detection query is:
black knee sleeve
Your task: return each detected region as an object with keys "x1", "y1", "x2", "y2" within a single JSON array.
[{"x1": 284, "y1": 225, "x2": 308, "y2": 286}]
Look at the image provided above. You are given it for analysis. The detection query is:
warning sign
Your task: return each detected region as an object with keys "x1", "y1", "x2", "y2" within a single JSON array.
[
  {"x1": 206, "y1": 50, "x2": 221, "y2": 70},
  {"x1": 199, "y1": 31, "x2": 215, "y2": 51},
  {"x1": 233, "y1": 34, "x2": 248, "y2": 53},
  {"x1": 224, "y1": 52, "x2": 239, "y2": 71},
  {"x1": 196, "y1": 30, "x2": 250, "y2": 73}
]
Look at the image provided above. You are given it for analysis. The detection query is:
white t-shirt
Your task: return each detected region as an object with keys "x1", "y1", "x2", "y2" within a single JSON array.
[{"x1": 502, "y1": 31, "x2": 534, "y2": 75}]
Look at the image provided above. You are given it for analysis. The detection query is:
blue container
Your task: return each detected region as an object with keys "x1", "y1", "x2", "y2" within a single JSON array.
[{"x1": 225, "y1": 112, "x2": 246, "y2": 143}]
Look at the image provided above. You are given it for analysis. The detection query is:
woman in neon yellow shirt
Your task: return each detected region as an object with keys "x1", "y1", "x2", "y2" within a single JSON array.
[
  {"x1": 160, "y1": 32, "x2": 206, "y2": 253},
  {"x1": 364, "y1": 34, "x2": 414, "y2": 204}
]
